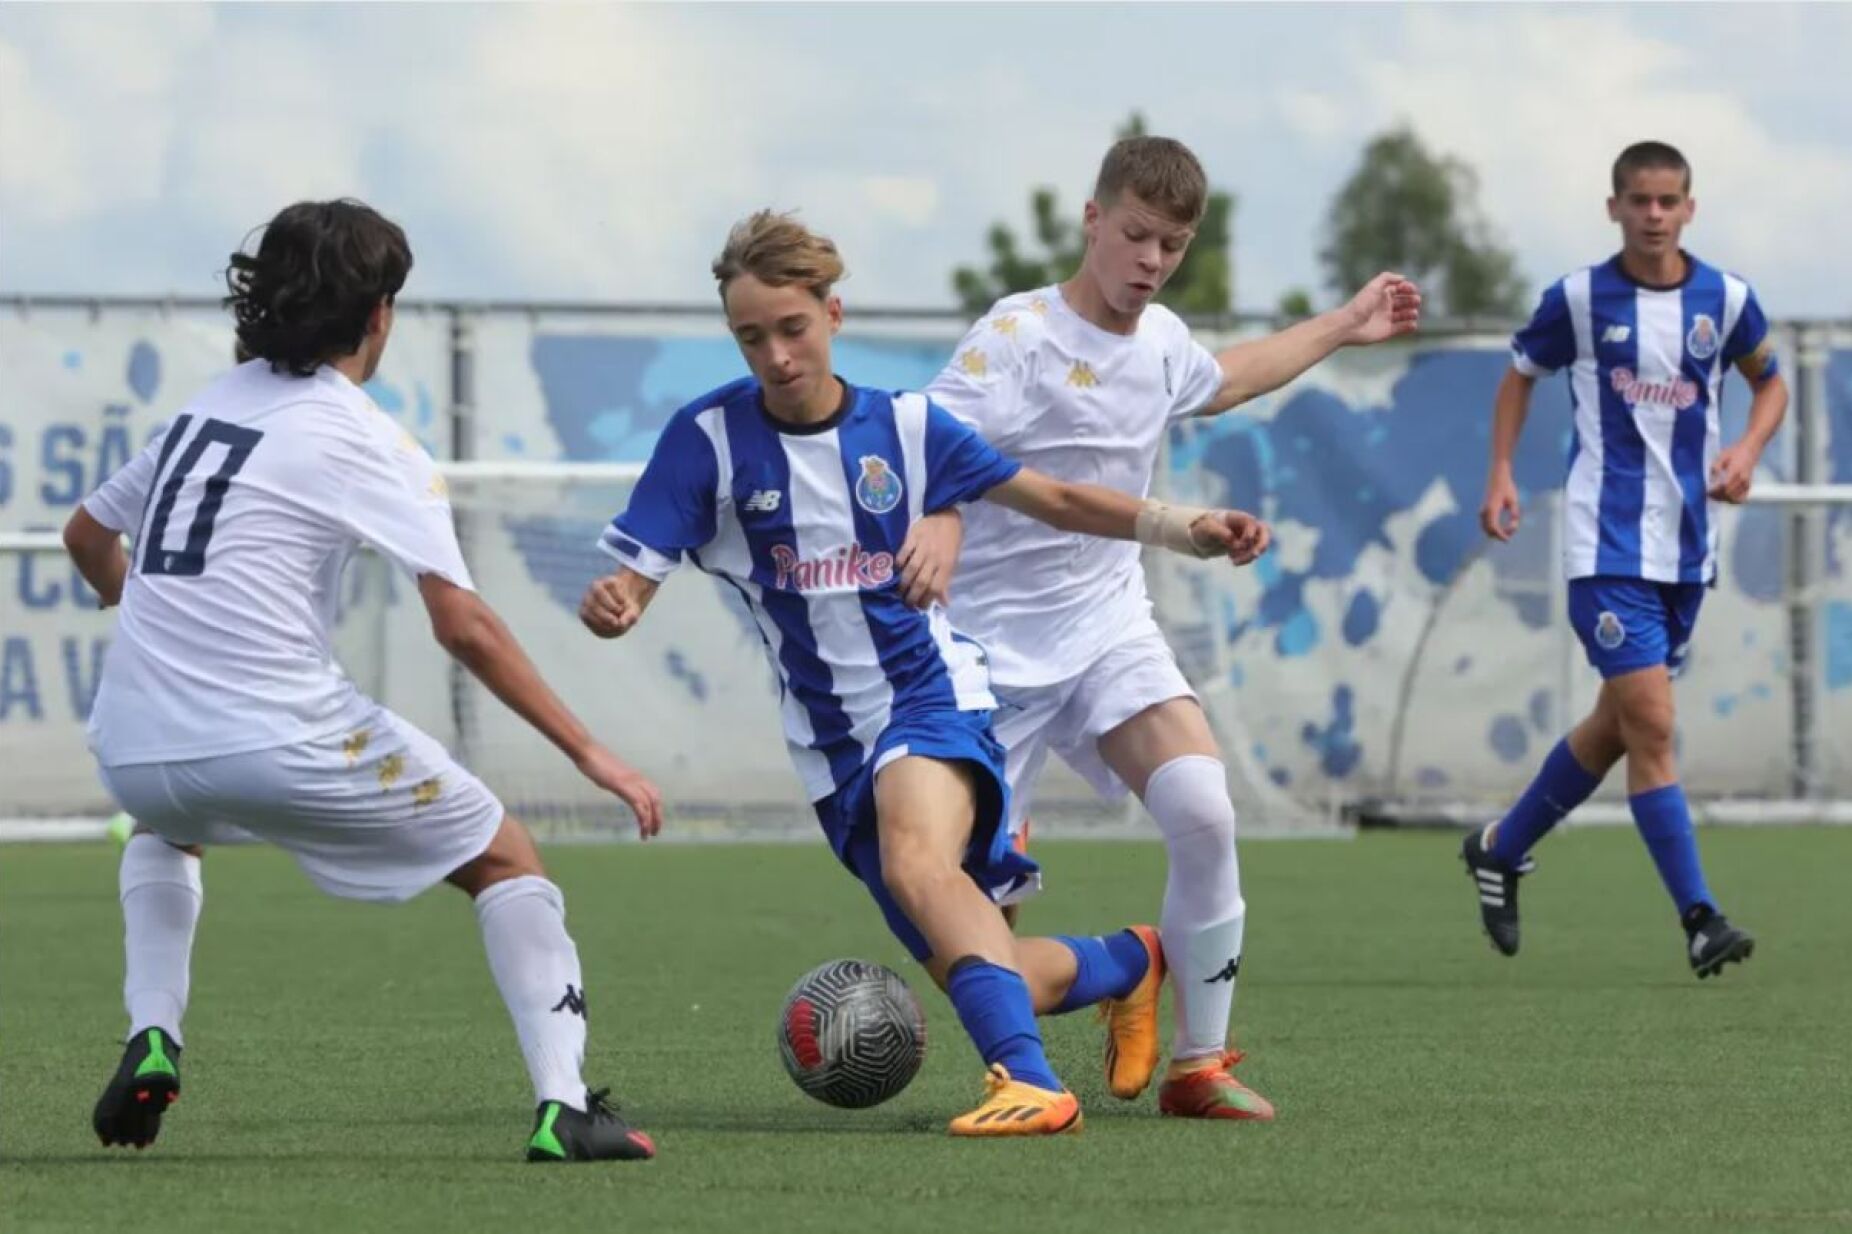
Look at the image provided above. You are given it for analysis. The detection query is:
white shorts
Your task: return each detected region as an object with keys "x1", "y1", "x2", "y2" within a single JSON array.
[
  {"x1": 98, "y1": 704, "x2": 503, "y2": 904},
  {"x1": 991, "y1": 618, "x2": 1195, "y2": 839}
]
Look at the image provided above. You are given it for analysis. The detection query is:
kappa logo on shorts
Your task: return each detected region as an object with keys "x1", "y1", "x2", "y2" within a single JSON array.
[
  {"x1": 854, "y1": 455, "x2": 903, "y2": 515},
  {"x1": 1594, "y1": 610, "x2": 1627, "y2": 651}
]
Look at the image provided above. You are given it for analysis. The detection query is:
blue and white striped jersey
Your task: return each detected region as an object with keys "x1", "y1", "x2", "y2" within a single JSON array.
[
  {"x1": 1511, "y1": 252, "x2": 1776, "y2": 584},
  {"x1": 599, "y1": 378, "x2": 1023, "y2": 802}
]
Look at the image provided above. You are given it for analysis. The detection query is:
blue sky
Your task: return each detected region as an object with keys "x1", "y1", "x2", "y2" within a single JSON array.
[{"x1": 2, "y1": 3, "x2": 1848, "y2": 316}]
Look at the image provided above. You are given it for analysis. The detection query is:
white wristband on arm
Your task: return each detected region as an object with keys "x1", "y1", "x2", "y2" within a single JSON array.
[{"x1": 1135, "y1": 499, "x2": 1220, "y2": 559}]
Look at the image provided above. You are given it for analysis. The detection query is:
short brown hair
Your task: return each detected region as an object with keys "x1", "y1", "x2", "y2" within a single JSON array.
[
  {"x1": 1612, "y1": 141, "x2": 1691, "y2": 195},
  {"x1": 1093, "y1": 136, "x2": 1208, "y2": 225},
  {"x1": 712, "y1": 210, "x2": 846, "y2": 300}
]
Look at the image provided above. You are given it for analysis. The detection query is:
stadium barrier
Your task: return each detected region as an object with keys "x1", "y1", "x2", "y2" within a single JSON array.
[{"x1": 2, "y1": 299, "x2": 1847, "y2": 840}]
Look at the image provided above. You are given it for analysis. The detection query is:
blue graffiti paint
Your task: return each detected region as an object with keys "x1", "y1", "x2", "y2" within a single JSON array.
[
  {"x1": 127, "y1": 341, "x2": 160, "y2": 403},
  {"x1": 1828, "y1": 601, "x2": 1852, "y2": 691},
  {"x1": 1277, "y1": 608, "x2": 1320, "y2": 657},
  {"x1": 1341, "y1": 589, "x2": 1380, "y2": 646},
  {"x1": 665, "y1": 649, "x2": 709, "y2": 703},
  {"x1": 1729, "y1": 506, "x2": 1786, "y2": 603},
  {"x1": 365, "y1": 375, "x2": 405, "y2": 412},
  {"x1": 1528, "y1": 688, "x2": 1552, "y2": 732},
  {"x1": 1300, "y1": 685, "x2": 1361, "y2": 778},
  {"x1": 1488, "y1": 714, "x2": 1529, "y2": 763}
]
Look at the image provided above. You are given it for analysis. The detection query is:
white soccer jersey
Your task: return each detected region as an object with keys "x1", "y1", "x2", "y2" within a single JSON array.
[
  {"x1": 925, "y1": 286, "x2": 1223, "y2": 687},
  {"x1": 82, "y1": 361, "x2": 474, "y2": 766}
]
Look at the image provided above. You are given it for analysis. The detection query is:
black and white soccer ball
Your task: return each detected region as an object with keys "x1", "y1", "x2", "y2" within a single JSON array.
[{"x1": 777, "y1": 959, "x2": 927, "y2": 1109}]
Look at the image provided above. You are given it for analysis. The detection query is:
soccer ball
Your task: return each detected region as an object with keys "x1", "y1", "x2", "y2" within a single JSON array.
[{"x1": 777, "y1": 959, "x2": 927, "y2": 1109}]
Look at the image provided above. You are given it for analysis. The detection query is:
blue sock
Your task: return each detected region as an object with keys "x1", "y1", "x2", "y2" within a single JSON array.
[
  {"x1": 944, "y1": 960, "x2": 1062, "y2": 1091},
  {"x1": 1488, "y1": 739, "x2": 1602, "y2": 866},
  {"x1": 1051, "y1": 930, "x2": 1152, "y2": 1014},
  {"x1": 1629, "y1": 784, "x2": 1714, "y2": 914}
]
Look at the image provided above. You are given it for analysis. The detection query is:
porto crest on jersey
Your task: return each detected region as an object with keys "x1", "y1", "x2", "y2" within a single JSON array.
[
  {"x1": 854, "y1": 455, "x2": 903, "y2": 515},
  {"x1": 1686, "y1": 314, "x2": 1719, "y2": 361}
]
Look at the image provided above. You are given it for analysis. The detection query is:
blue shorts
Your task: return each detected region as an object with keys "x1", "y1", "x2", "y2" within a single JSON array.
[
  {"x1": 811, "y1": 708, "x2": 1035, "y2": 962},
  {"x1": 1568, "y1": 577, "x2": 1706, "y2": 679}
]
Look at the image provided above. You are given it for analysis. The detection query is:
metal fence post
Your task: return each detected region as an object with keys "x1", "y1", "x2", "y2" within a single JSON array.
[
  {"x1": 1789, "y1": 325, "x2": 1829, "y2": 799},
  {"x1": 447, "y1": 306, "x2": 478, "y2": 763}
]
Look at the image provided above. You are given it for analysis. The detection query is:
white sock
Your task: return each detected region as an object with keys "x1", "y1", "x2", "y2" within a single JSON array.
[
  {"x1": 1142, "y1": 755, "x2": 1247, "y2": 1062},
  {"x1": 475, "y1": 875, "x2": 588, "y2": 1110},
  {"x1": 119, "y1": 832, "x2": 203, "y2": 1047}
]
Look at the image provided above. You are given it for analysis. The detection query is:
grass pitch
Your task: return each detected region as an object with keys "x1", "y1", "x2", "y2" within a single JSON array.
[{"x1": 4, "y1": 829, "x2": 1851, "y2": 1233}]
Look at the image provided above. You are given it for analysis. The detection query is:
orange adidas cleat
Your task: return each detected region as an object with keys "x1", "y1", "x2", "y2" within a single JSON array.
[
  {"x1": 947, "y1": 1064, "x2": 1082, "y2": 1137},
  {"x1": 1157, "y1": 1049, "x2": 1276, "y2": 1121},
  {"x1": 1100, "y1": 924, "x2": 1166, "y2": 1099}
]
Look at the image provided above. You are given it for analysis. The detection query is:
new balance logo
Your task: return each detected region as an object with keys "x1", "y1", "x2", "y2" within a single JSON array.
[
  {"x1": 551, "y1": 984, "x2": 588, "y2": 1019},
  {"x1": 1601, "y1": 325, "x2": 1631, "y2": 344},
  {"x1": 743, "y1": 490, "x2": 782, "y2": 514},
  {"x1": 1204, "y1": 957, "x2": 1241, "y2": 984}
]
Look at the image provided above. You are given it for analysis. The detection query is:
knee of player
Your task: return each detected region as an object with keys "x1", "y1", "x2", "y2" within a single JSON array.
[
  {"x1": 877, "y1": 843, "x2": 954, "y2": 905},
  {"x1": 1147, "y1": 759, "x2": 1239, "y2": 840},
  {"x1": 1615, "y1": 700, "x2": 1676, "y2": 753}
]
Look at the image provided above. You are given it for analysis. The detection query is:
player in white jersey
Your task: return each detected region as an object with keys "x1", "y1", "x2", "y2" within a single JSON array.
[
  {"x1": 67, "y1": 200, "x2": 662, "y2": 1163},
  {"x1": 580, "y1": 211, "x2": 1272, "y2": 1136},
  {"x1": 1465, "y1": 142, "x2": 1787, "y2": 978},
  {"x1": 926, "y1": 136, "x2": 1421, "y2": 1120}
]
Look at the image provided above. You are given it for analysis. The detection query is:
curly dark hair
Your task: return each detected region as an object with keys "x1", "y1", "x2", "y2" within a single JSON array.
[{"x1": 223, "y1": 199, "x2": 413, "y2": 377}]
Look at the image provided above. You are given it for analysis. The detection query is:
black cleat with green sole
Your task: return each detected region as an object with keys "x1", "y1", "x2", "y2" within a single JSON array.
[
  {"x1": 525, "y1": 1087, "x2": 655, "y2": 1163},
  {"x1": 94, "y1": 1027, "x2": 182, "y2": 1149}
]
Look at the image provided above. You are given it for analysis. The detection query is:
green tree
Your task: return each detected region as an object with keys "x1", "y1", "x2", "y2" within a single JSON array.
[
  {"x1": 1319, "y1": 125, "x2": 1526, "y2": 319},
  {"x1": 1276, "y1": 287, "x2": 1315, "y2": 320},
  {"x1": 952, "y1": 112, "x2": 1236, "y2": 315}
]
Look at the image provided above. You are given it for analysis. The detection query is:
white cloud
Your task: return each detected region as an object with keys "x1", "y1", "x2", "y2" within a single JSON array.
[
  {"x1": 0, "y1": 4, "x2": 1846, "y2": 315},
  {"x1": 0, "y1": 6, "x2": 209, "y2": 226},
  {"x1": 1276, "y1": 88, "x2": 1347, "y2": 146},
  {"x1": 859, "y1": 176, "x2": 941, "y2": 228},
  {"x1": 1342, "y1": 8, "x2": 1852, "y2": 310}
]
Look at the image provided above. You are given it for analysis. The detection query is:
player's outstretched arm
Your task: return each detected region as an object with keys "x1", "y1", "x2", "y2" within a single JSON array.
[
  {"x1": 580, "y1": 568, "x2": 661, "y2": 639},
  {"x1": 1480, "y1": 367, "x2": 1536, "y2": 542},
  {"x1": 420, "y1": 574, "x2": 662, "y2": 837},
  {"x1": 983, "y1": 469, "x2": 1270, "y2": 565},
  {"x1": 62, "y1": 507, "x2": 131, "y2": 607},
  {"x1": 1200, "y1": 272, "x2": 1421, "y2": 415}
]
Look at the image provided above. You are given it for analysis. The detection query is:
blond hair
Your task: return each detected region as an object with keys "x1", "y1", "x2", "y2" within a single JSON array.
[{"x1": 712, "y1": 210, "x2": 846, "y2": 300}]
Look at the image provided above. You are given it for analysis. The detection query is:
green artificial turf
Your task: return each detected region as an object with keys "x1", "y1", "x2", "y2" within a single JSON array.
[{"x1": 4, "y1": 829, "x2": 1849, "y2": 1233}]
